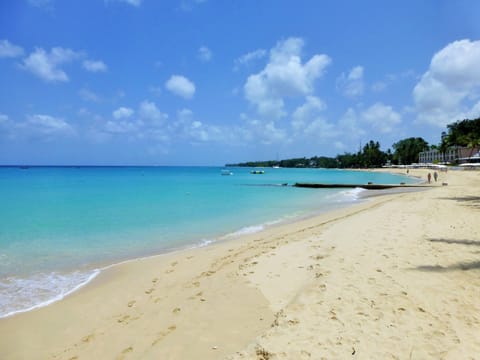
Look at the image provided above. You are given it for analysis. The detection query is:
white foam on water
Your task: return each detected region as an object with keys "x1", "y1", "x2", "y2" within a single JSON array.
[
  {"x1": 0, "y1": 269, "x2": 100, "y2": 319},
  {"x1": 223, "y1": 224, "x2": 265, "y2": 238},
  {"x1": 196, "y1": 238, "x2": 214, "y2": 247},
  {"x1": 327, "y1": 187, "x2": 367, "y2": 202}
]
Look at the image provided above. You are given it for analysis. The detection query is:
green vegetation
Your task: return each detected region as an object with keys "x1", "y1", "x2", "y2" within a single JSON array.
[
  {"x1": 444, "y1": 118, "x2": 480, "y2": 157},
  {"x1": 227, "y1": 117, "x2": 480, "y2": 168},
  {"x1": 392, "y1": 137, "x2": 429, "y2": 165}
]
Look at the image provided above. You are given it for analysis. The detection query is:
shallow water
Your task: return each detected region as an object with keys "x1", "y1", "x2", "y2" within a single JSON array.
[{"x1": 0, "y1": 166, "x2": 415, "y2": 317}]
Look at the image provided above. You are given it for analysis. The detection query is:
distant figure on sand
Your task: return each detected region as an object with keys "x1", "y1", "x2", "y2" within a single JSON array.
[
  {"x1": 427, "y1": 173, "x2": 432, "y2": 183},
  {"x1": 433, "y1": 171, "x2": 438, "y2": 182}
]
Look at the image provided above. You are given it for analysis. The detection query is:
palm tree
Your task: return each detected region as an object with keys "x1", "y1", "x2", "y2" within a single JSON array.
[{"x1": 439, "y1": 132, "x2": 449, "y2": 164}]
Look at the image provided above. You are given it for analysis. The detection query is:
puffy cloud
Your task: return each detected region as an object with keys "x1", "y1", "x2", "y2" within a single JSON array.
[
  {"x1": 0, "y1": 39, "x2": 24, "y2": 58},
  {"x1": 414, "y1": 39, "x2": 480, "y2": 127},
  {"x1": 173, "y1": 108, "x2": 223, "y2": 143},
  {"x1": 165, "y1": 75, "x2": 196, "y2": 99},
  {"x1": 336, "y1": 66, "x2": 365, "y2": 98},
  {"x1": 244, "y1": 37, "x2": 331, "y2": 120},
  {"x1": 104, "y1": 120, "x2": 138, "y2": 134},
  {"x1": 113, "y1": 107, "x2": 134, "y2": 119},
  {"x1": 21, "y1": 47, "x2": 79, "y2": 82},
  {"x1": 198, "y1": 46, "x2": 212, "y2": 62},
  {"x1": 82, "y1": 59, "x2": 108, "y2": 72},
  {"x1": 290, "y1": 96, "x2": 337, "y2": 140},
  {"x1": 291, "y1": 96, "x2": 327, "y2": 133},
  {"x1": 138, "y1": 100, "x2": 168, "y2": 125},
  {"x1": 338, "y1": 108, "x2": 366, "y2": 137},
  {"x1": 24, "y1": 114, "x2": 75, "y2": 135},
  {"x1": 233, "y1": 49, "x2": 267, "y2": 70},
  {"x1": 361, "y1": 102, "x2": 401, "y2": 133},
  {"x1": 238, "y1": 113, "x2": 287, "y2": 145}
]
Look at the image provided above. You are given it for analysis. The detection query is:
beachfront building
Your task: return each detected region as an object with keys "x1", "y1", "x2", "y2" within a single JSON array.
[
  {"x1": 418, "y1": 146, "x2": 479, "y2": 164},
  {"x1": 458, "y1": 150, "x2": 480, "y2": 164}
]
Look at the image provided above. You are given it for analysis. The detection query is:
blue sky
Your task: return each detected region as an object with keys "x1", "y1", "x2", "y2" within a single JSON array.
[{"x1": 1, "y1": 0, "x2": 480, "y2": 165}]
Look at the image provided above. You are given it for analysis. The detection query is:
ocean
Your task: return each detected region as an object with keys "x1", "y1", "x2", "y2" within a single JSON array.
[{"x1": 0, "y1": 166, "x2": 416, "y2": 318}]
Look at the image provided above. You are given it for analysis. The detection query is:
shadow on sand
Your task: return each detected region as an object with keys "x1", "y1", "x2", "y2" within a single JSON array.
[
  {"x1": 428, "y1": 238, "x2": 480, "y2": 247},
  {"x1": 440, "y1": 196, "x2": 480, "y2": 209},
  {"x1": 415, "y1": 261, "x2": 480, "y2": 272},
  {"x1": 413, "y1": 238, "x2": 480, "y2": 272}
]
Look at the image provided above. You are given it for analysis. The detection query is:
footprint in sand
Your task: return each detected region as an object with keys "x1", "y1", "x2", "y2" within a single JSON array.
[
  {"x1": 145, "y1": 288, "x2": 154, "y2": 294},
  {"x1": 127, "y1": 300, "x2": 136, "y2": 308},
  {"x1": 172, "y1": 307, "x2": 181, "y2": 314},
  {"x1": 116, "y1": 346, "x2": 133, "y2": 360},
  {"x1": 151, "y1": 325, "x2": 177, "y2": 346},
  {"x1": 81, "y1": 334, "x2": 95, "y2": 343},
  {"x1": 117, "y1": 315, "x2": 130, "y2": 324}
]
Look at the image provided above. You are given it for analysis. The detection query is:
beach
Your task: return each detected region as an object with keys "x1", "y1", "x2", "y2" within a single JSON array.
[{"x1": 1, "y1": 168, "x2": 479, "y2": 359}]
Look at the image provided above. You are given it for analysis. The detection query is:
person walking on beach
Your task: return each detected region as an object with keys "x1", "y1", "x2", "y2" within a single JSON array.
[
  {"x1": 433, "y1": 171, "x2": 438, "y2": 182},
  {"x1": 427, "y1": 173, "x2": 432, "y2": 183}
]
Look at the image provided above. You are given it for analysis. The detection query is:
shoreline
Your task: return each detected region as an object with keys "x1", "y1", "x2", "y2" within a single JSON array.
[
  {"x1": 1, "y1": 168, "x2": 479, "y2": 358},
  {"x1": 0, "y1": 178, "x2": 382, "y2": 320}
]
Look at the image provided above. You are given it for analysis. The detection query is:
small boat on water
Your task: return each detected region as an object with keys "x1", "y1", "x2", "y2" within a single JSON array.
[
  {"x1": 221, "y1": 169, "x2": 234, "y2": 175},
  {"x1": 250, "y1": 169, "x2": 265, "y2": 174}
]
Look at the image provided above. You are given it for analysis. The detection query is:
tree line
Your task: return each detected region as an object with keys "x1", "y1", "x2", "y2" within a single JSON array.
[{"x1": 227, "y1": 117, "x2": 480, "y2": 168}]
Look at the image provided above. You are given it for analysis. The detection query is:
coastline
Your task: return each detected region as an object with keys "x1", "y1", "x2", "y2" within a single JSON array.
[{"x1": 1, "y1": 168, "x2": 479, "y2": 359}]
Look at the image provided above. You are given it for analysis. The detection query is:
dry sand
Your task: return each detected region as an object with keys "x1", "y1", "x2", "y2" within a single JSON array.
[{"x1": 1, "y1": 169, "x2": 479, "y2": 359}]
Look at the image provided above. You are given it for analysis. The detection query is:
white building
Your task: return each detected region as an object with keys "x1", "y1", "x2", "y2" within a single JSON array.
[{"x1": 418, "y1": 147, "x2": 478, "y2": 164}]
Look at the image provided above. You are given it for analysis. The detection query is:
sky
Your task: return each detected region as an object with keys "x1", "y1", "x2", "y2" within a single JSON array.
[{"x1": 1, "y1": 0, "x2": 480, "y2": 165}]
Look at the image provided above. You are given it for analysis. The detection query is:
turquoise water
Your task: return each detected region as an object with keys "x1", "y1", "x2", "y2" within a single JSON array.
[{"x1": 0, "y1": 166, "x2": 416, "y2": 317}]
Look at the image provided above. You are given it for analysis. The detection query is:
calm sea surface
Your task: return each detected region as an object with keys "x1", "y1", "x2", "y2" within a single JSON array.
[{"x1": 0, "y1": 166, "x2": 416, "y2": 317}]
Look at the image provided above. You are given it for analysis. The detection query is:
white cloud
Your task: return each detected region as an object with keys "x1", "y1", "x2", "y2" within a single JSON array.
[
  {"x1": 336, "y1": 65, "x2": 365, "y2": 98},
  {"x1": 79, "y1": 88, "x2": 101, "y2": 102},
  {"x1": 414, "y1": 39, "x2": 480, "y2": 127},
  {"x1": 165, "y1": 75, "x2": 196, "y2": 99},
  {"x1": 0, "y1": 39, "x2": 24, "y2": 58},
  {"x1": 138, "y1": 100, "x2": 168, "y2": 125},
  {"x1": 21, "y1": 47, "x2": 79, "y2": 82},
  {"x1": 234, "y1": 49, "x2": 267, "y2": 70},
  {"x1": 113, "y1": 107, "x2": 134, "y2": 119},
  {"x1": 361, "y1": 102, "x2": 401, "y2": 133},
  {"x1": 198, "y1": 46, "x2": 212, "y2": 62},
  {"x1": 104, "y1": 120, "x2": 138, "y2": 134},
  {"x1": 291, "y1": 96, "x2": 327, "y2": 133},
  {"x1": 238, "y1": 114, "x2": 287, "y2": 145},
  {"x1": 0, "y1": 114, "x2": 9, "y2": 124},
  {"x1": 338, "y1": 108, "x2": 366, "y2": 137},
  {"x1": 83, "y1": 59, "x2": 108, "y2": 72},
  {"x1": 244, "y1": 37, "x2": 331, "y2": 120},
  {"x1": 25, "y1": 114, "x2": 75, "y2": 135},
  {"x1": 171, "y1": 108, "x2": 225, "y2": 143}
]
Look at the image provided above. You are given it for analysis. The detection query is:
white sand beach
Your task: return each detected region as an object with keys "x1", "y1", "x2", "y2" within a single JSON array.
[{"x1": 1, "y1": 169, "x2": 479, "y2": 359}]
